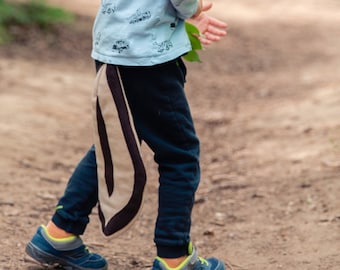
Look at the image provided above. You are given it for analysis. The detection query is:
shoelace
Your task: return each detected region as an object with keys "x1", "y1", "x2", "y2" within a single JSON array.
[{"x1": 198, "y1": 257, "x2": 209, "y2": 266}]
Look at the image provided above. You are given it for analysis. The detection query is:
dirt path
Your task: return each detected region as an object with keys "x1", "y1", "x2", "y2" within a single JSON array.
[{"x1": 0, "y1": 1, "x2": 339, "y2": 269}]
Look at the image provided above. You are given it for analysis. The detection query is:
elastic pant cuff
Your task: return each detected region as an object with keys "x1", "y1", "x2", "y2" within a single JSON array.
[
  {"x1": 156, "y1": 244, "x2": 188, "y2": 258},
  {"x1": 51, "y1": 213, "x2": 87, "y2": 236}
]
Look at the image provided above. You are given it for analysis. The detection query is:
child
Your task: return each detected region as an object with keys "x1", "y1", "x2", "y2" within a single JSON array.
[{"x1": 25, "y1": 1, "x2": 227, "y2": 270}]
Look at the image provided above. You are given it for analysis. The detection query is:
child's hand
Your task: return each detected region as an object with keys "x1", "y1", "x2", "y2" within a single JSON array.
[{"x1": 187, "y1": 2, "x2": 227, "y2": 45}]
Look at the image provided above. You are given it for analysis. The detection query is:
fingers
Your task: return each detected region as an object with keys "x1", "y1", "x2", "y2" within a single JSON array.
[
  {"x1": 196, "y1": 31, "x2": 223, "y2": 45},
  {"x1": 209, "y1": 17, "x2": 228, "y2": 29},
  {"x1": 199, "y1": 16, "x2": 227, "y2": 45},
  {"x1": 206, "y1": 23, "x2": 227, "y2": 37},
  {"x1": 192, "y1": 33, "x2": 211, "y2": 45},
  {"x1": 198, "y1": 22, "x2": 227, "y2": 45},
  {"x1": 187, "y1": 2, "x2": 228, "y2": 46},
  {"x1": 201, "y1": 2, "x2": 213, "y2": 12},
  {"x1": 199, "y1": 36, "x2": 213, "y2": 45},
  {"x1": 201, "y1": 32, "x2": 221, "y2": 44}
]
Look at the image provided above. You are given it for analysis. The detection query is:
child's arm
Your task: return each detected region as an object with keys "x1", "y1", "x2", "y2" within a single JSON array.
[
  {"x1": 191, "y1": 0, "x2": 203, "y2": 18},
  {"x1": 170, "y1": 0, "x2": 202, "y2": 19},
  {"x1": 187, "y1": 2, "x2": 227, "y2": 45}
]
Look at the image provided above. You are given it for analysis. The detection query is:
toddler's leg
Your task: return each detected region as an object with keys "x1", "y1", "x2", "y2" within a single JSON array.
[
  {"x1": 26, "y1": 146, "x2": 108, "y2": 269},
  {"x1": 119, "y1": 59, "x2": 200, "y2": 257},
  {"x1": 51, "y1": 145, "x2": 98, "y2": 235},
  {"x1": 119, "y1": 59, "x2": 225, "y2": 270}
]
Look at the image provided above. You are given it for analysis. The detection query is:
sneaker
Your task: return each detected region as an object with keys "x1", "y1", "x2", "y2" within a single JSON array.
[
  {"x1": 25, "y1": 225, "x2": 108, "y2": 270},
  {"x1": 152, "y1": 243, "x2": 225, "y2": 270}
]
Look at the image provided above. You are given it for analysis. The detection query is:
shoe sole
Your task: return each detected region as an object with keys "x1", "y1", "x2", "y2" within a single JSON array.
[{"x1": 25, "y1": 242, "x2": 108, "y2": 270}]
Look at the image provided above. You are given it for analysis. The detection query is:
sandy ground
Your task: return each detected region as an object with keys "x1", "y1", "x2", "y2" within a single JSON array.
[{"x1": 0, "y1": 0, "x2": 339, "y2": 269}]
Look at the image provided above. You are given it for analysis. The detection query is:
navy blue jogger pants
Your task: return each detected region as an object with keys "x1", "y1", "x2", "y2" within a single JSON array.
[{"x1": 52, "y1": 58, "x2": 200, "y2": 258}]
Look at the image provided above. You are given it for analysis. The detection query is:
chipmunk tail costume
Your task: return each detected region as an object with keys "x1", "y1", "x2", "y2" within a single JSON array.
[{"x1": 92, "y1": 64, "x2": 146, "y2": 236}]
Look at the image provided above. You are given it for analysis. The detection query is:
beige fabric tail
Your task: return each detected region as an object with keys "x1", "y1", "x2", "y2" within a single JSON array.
[{"x1": 92, "y1": 64, "x2": 146, "y2": 236}]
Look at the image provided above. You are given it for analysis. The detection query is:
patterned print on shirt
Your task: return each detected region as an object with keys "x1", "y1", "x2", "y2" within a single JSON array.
[
  {"x1": 101, "y1": 3, "x2": 117, "y2": 15},
  {"x1": 95, "y1": 32, "x2": 102, "y2": 47},
  {"x1": 153, "y1": 40, "x2": 173, "y2": 53},
  {"x1": 129, "y1": 9, "x2": 151, "y2": 24},
  {"x1": 112, "y1": 40, "x2": 130, "y2": 53}
]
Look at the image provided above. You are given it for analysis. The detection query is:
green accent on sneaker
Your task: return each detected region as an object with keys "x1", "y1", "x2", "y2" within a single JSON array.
[
  {"x1": 153, "y1": 242, "x2": 225, "y2": 270},
  {"x1": 26, "y1": 226, "x2": 108, "y2": 270},
  {"x1": 41, "y1": 224, "x2": 77, "y2": 243}
]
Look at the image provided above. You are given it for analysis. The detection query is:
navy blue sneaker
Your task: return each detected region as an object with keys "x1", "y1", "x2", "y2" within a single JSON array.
[
  {"x1": 25, "y1": 225, "x2": 107, "y2": 270},
  {"x1": 152, "y1": 243, "x2": 225, "y2": 270}
]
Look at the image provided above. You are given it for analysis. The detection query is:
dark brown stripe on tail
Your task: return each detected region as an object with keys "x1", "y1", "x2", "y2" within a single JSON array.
[{"x1": 96, "y1": 98, "x2": 114, "y2": 196}]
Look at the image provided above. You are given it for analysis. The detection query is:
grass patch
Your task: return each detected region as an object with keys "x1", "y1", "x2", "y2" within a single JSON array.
[{"x1": 0, "y1": 0, "x2": 74, "y2": 43}]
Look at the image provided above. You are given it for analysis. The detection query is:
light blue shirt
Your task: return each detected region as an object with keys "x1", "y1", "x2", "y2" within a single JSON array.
[{"x1": 91, "y1": 0, "x2": 199, "y2": 66}]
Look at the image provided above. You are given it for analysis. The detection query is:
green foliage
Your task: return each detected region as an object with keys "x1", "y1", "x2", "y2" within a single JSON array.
[
  {"x1": 0, "y1": 0, "x2": 74, "y2": 44},
  {"x1": 183, "y1": 22, "x2": 203, "y2": 63}
]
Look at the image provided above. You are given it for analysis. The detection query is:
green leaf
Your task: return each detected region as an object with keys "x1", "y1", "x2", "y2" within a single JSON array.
[
  {"x1": 184, "y1": 22, "x2": 202, "y2": 62},
  {"x1": 182, "y1": 49, "x2": 201, "y2": 63},
  {"x1": 185, "y1": 22, "x2": 202, "y2": 50}
]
